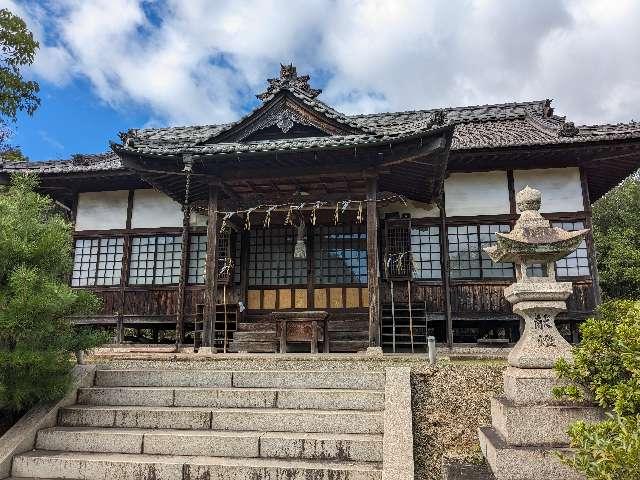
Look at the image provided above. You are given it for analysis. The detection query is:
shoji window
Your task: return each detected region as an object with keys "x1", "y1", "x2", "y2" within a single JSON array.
[
  {"x1": 72, "y1": 237, "x2": 124, "y2": 286},
  {"x1": 410, "y1": 226, "x2": 442, "y2": 280},
  {"x1": 129, "y1": 235, "x2": 182, "y2": 285}
]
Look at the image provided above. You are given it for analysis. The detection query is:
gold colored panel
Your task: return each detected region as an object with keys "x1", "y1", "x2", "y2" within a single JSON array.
[
  {"x1": 247, "y1": 290, "x2": 261, "y2": 310},
  {"x1": 346, "y1": 288, "x2": 360, "y2": 308},
  {"x1": 278, "y1": 289, "x2": 292, "y2": 310},
  {"x1": 330, "y1": 288, "x2": 343, "y2": 309},
  {"x1": 295, "y1": 289, "x2": 308, "y2": 309},
  {"x1": 314, "y1": 289, "x2": 327, "y2": 309},
  {"x1": 263, "y1": 290, "x2": 276, "y2": 310},
  {"x1": 361, "y1": 287, "x2": 369, "y2": 307}
]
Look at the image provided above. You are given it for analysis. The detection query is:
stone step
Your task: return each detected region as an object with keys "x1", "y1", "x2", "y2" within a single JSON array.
[
  {"x1": 94, "y1": 369, "x2": 386, "y2": 390},
  {"x1": 231, "y1": 370, "x2": 385, "y2": 390},
  {"x1": 12, "y1": 450, "x2": 382, "y2": 480},
  {"x1": 59, "y1": 405, "x2": 383, "y2": 434},
  {"x1": 36, "y1": 427, "x2": 383, "y2": 462},
  {"x1": 78, "y1": 386, "x2": 384, "y2": 410},
  {"x1": 58, "y1": 405, "x2": 213, "y2": 430},
  {"x1": 209, "y1": 407, "x2": 383, "y2": 434},
  {"x1": 94, "y1": 369, "x2": 232, "y2": 388}
]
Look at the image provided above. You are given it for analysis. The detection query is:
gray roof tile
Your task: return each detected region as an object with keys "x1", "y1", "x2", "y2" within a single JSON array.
[{"x1": 4, "y1": 99, "x2": 640, "y2": 175}]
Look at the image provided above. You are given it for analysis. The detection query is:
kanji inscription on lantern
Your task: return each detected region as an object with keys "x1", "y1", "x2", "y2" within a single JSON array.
[{"x1": 533, "y1": 313, "x2": 553, "y2": 330}]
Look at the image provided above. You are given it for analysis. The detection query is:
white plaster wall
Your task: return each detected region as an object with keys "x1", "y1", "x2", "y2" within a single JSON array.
[
  {"x1": 378, "y1": 200, "x2": 440, "y2": 219},
  {"x1": 514, "y1": 167, "x2": 584, "y2": 213},
  {"x1": 75, "y1": 191, "x2": 128, "y2": 231},
  {"x1": 131, "y1": 189, "x2": 183, "y2": 229},
  {"x1": 444, "y1": 171, "x2": 510, "y2": 217}
]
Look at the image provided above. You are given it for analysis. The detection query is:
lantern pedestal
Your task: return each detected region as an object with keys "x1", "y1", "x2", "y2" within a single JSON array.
[{"x1": 479, "y1": 282, "x2": 603, "y2": 480}]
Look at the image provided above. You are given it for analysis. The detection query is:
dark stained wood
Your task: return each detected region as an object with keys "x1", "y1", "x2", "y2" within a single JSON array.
[
  {"x1": 366, "y1": 176, "x2": 381, "y2": 347},
  {"x1": 239, "y1": 230, "x2": 249, "y2": 308},
  {"x1": 507, "y1": 169, "x2": 516, "y2": 215},
  {"x1": 204, "y1": 185, "x2": 219, "y2": 349},
  {"x1": 439, "y1": 193, "x2": 453, "y2": 348},
  {"x1": 450, "y1": 282, "x2": 512, "y2": 315},
  {"x1": 175, "y1": 205, "x2": 190, "y2": 346},
  {"x1": 118, "y1": 190, "x2": 135, "y2": 343},
  {"x1": 580, "y1": 167, "x2": 602, "y2": 306},
  {"x1": 307, "y1": 224, "x2": 315, "y2": 308}
]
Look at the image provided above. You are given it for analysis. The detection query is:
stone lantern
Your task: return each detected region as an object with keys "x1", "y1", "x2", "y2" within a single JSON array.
[{"x1": 479, "y1": 186, "x2": 603, "y2": 480}]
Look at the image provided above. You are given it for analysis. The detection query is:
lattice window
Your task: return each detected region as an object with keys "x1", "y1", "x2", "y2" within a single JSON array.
[
  {"x1": 188, "y1": 234, "x2": 207, "y2": 284},
  {"x1": 314, "y1": 225, "x2": 367, "y2": 284},
  {"x1": 448, "y1": 225, "x2": 481, "y2": 278},
  {"x1": 72, "y1": 237, "x2": 124, "y2": 287},
  {"x1": 188, "y1": 232, "x2": 241, "y2": 285},
  {"x1": 129, "y1": 235, "x2": 182, "y2": 285},
  {"x1": 527, "y1": 220, "x2": 590, "y2": 278},
  {"x1": 385, "y1": 221, "x2": 412, "y2": 280},
  {"x1": 479, "y1": 224, "x2": 514, "y2": 278},
  {"x1": 552, "y1": 220, "x2": 590, "y2": 277},
  {"x1": 248, "y1": 227, "x2": 307, "y2": 286},
  {"x1": 410, "y1": 226, "x2": 441, "y2": 280},
  {"x1": 448, "y1": 224, "x2": 514, "y2": 279}
]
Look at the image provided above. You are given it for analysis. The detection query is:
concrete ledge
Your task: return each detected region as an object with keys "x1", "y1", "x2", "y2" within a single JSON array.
[
  {"x1": 0, "y1": 364, "x2": 96, "y2": 479},
  {"x1": 382, "y1": 367, "x2": 413, "y2": 480},
  {"x1": 479, "y1": 426, "x2": 583, "y2": 480},
  {"x1": 491, "y1": 396, "x2": 603, "y2": 446}
]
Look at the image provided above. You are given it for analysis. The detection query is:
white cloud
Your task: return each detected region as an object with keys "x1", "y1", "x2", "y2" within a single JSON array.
[{"x1": 9, "y1": 0, "x2": 640, "y2": 126}]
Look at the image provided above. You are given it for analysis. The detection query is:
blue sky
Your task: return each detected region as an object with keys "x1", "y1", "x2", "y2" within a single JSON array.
[{"x1": 4, "y1": 0, "x2": 640, "y2": 161}]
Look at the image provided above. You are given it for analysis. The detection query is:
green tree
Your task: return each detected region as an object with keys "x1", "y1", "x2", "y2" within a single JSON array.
[
  {"x1": 592, "y1": 175, "x2": 640, "y2": 299},
  {"x1": 0, "y1": 174, "x2": 104, "y2": 412},
  {"x1": 0, "y1": 7, "x2": 40, "y2": 159},
  {"x1": 554, "y1": 300, "x2": 640, "y2": 480}
]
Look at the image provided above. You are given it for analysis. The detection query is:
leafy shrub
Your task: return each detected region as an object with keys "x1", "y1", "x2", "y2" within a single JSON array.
[
  {"x1": 554, "y1": 300, "x2": 640, "y2": 480},
  {"x1": 0, "y1": 174, "x2": 106, "y2": 412}
]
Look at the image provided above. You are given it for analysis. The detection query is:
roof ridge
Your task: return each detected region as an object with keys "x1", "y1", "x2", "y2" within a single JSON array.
[{"x1": 347, "y1": 99, "x2": 550, "y2": 119}]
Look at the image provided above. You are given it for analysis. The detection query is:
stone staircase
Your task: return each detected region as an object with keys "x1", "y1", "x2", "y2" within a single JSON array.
[{"x1": 9, "y1": 368, "x2": 389, "y2": 479}]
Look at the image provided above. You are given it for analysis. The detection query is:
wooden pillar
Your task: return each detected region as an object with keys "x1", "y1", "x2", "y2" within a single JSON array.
[
  {"x1": 117, "y1": 190, "x2": 134, "y2": 345},
  {"x1": 203, "y1": 185, "x2": 219, "y2": 349},
  {"x1": 175, "y1": 205, "x2": 190, "y2": 347},
  {"x1": 239, "y1": 230, "x2": 249, "y2": 308},
  {"x1": 580, "y1": 168, "x2": 602, "y2": 306},
  {"x1": 507, "y1": 170, "x2": 517, "y2": 215},
  {"x1": 439, "y1": 191, "x2": 454, "y2": 348},
  {"x1": 366, "y1": 176, "x2": 381, "y2": 347}
]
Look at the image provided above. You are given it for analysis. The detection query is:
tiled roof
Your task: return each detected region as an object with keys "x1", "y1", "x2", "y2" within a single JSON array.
[
  {"x1": 115, "y1": 98, "x2": 640, "y2": 157},
  {"x1": 3, "y1": 100, "x2": 640, "y2": 175},
  {"x1": 0, "y1": 152, "x2": 123, "y2": 174}
]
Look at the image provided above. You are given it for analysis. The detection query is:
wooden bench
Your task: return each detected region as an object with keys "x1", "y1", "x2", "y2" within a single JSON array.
[{"x1": 270, "y1": 311, "x2": 330, "y2": 354}]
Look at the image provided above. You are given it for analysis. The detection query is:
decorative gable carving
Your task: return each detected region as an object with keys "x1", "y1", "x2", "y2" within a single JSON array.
[
  {"x1": 205, "y1": 64, "x2": 363, "y2": 144},
  {"x1": 256, "y1": 64, "x2": 322, "y2": 102}
]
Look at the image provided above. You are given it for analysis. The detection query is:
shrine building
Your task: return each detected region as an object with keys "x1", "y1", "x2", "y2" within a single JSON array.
[{"x1": 2, "y1": 64, "x2": 640, "y2": 353}]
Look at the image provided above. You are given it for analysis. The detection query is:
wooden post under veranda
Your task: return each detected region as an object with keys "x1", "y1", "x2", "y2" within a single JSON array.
[
  {"x1": 366, "y1": 175, "x2": 381, "y2": 348},
  {"x1": 203, "y1": 184, "x2": 219, "y2": 351}
]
